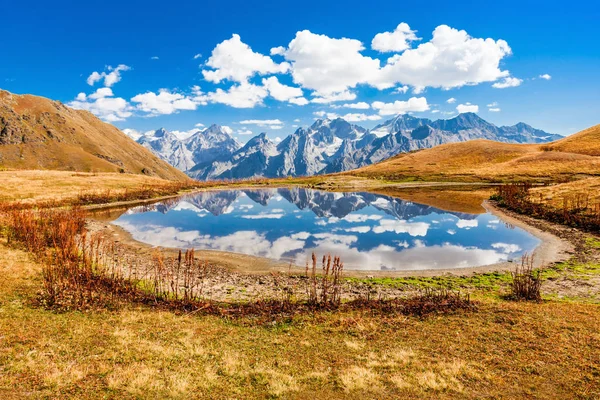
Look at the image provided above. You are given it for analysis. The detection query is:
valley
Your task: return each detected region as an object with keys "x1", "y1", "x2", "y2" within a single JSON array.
[
  {"x1": 1, "y1": 93, "x2": 599, "y2": 399},
  {"x1": 3, "y1": 3, "x2": 600, "y2": 398}
]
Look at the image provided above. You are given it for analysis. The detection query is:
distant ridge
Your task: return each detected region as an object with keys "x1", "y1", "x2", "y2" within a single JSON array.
[{"x1": 137, "y1": 113, "x2": 562, "y2": 180}]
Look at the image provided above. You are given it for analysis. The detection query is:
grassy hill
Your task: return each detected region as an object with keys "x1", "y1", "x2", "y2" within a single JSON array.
[
  {"x1": 542, "y1": 124, "x2": 600, "y2": 156},
  {"x1": 0, "y1": 90, "x2": 187, "y2": 180},
  {"x1": 346, "y1": 124, "x2": 600, "y2": 182}
]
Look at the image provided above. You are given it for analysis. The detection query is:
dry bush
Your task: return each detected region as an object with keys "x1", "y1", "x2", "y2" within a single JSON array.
[
  {"x1": 508, "y1": 254, "x2": 542, "y2": 302},
  {"x1": 3, "y1": 207, "x2": 86, "y2": 256},
  {"x1": 42, "y1": 234, "x2": 139, "y2": 309},
  {"x1": 149, "y1": 249, "x2": 215, "y2": 304},
  {"x1": 492, "y1": 183, "x2": 600, "y2": 231},
  {"x1": 305, "y1": 253, "x2": 344, "y2": 307},
  {"x1": 0, "y1": 206, "x2": 138, "y2": 308}
]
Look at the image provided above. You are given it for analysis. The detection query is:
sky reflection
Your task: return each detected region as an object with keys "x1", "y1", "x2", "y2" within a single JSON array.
[{"x1": 113, "y1": 188, "x2": 540, "y2": 271}]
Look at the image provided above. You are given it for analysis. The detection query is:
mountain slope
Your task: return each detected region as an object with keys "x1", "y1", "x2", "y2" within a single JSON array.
[
  {"x1": 0, "y1": 90, "x2": 187, "y2": 180},
  {"x1": 543, "y1": 124, "x2": 600, "y2": 156},
  {"x1": 346, "y1": 124, "x2": 600, "y2": 182},
  {"x1": 137, "y1": 128, "x2": 195, "y2": 171},
  {"x1": 182, "y1": 124, "x2": 241, "y2": 166},
  {"x1": 189, "y1": 133, "x2": 279, "y2": 180}
]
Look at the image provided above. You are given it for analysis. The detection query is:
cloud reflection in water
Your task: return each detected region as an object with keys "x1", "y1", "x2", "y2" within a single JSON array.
[{"x1": 113, "y1": 188, "x2": 540, "y2": 271}]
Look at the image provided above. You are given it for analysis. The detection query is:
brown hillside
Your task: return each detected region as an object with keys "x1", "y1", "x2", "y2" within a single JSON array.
[
  {"x1": 543, "y1": 124, "x2": 600, "y2": 156},
  {"x1": 0, "y1": 90, "x2": 187, "y2": 180},
  {"x1": 348, "y1": 129, "x2": 600, "y2": 182}
]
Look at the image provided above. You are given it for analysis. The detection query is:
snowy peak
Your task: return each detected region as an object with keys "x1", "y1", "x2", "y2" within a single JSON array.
[
  {"x1": 135, "y1": 126, "x2": 241, "y2": 172},
  {"x1": 139, "y1": 127, "x2": 175, "y2": 141},
  {"x1": 238, "y1": 132, "x2": 279, "y2": 157},
  {"x1": 371, "y1": 114, "x2": 431, "y2": 137},
  {"x1": 185, "y1": 124, "x2": 239, "y2": 148},
  {"x1": 430, "y1": 112, "x2": 495, "y2": 133},
  {"x1": 310, "y1": 118, "x2": 367, "y2": 141},
  {"x1": 247, "y1": 131, "x2": 270, "y2": 144},
  {"x1": 499, "y1": 121, "x2": 563, "y2": 143},
  {"x1": 199, "y1": 124, "x2": 236, "y2": 141}
]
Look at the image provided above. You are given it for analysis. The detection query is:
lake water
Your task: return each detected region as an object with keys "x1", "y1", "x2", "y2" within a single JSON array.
[{"x1": 112, "y1": 188, "x2": 540, "y2": 271}]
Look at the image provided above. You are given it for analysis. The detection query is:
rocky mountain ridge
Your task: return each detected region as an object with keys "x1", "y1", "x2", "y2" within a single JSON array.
[{"x1": 134, "y1": 113, "x2": 562, "y2": 180}]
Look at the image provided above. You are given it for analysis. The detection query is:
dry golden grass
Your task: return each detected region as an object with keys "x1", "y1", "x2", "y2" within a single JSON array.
[
  {"x1": 346, "y1": 124, "x2": 600, "y2": 183},
  {"x1": 348, "y1": 140, "x2": 538, "y2": 181},
  {"x1": 544, "y1": 124, "x2": 600, "y2": 156},
  {"x1": 0, "y1": 170, "x2": 178, "y2": 203},
  {"x1": 532, "y1": 177, "x2": 600, "y2": 209},
  {"x1": 0, "y1": 90, "x2": 186, "y2": 180},
  {"x1": 1, "y1": 242, "x2": 600, "y2": 399}
]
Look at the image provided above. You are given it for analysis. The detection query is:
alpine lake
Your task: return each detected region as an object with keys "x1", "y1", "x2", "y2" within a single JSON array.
[{"x1": 111, "y1": 187, "x2": 540, "y2": 271}]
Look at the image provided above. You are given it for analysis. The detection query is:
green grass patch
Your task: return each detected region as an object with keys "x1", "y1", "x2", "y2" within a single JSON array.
[
  {"x1": 585, "y1": 236, "x2": 600, "y2": 249},
  {"x1": 347, "y1": 270, "x2": 514, "y2": 293}
]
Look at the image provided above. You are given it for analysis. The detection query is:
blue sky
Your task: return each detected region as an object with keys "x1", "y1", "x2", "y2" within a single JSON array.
[{"x1": 1, "y1": 0, "x2": 599, "y2": 141}]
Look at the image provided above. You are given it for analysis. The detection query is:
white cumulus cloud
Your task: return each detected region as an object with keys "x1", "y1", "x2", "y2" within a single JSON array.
[
  {"x1": 202, "y1": 34, "x2": 290, "y2": 84},
  {"x1": 371, "y1": 97, "x2": 429, "y2": 116},
  {"x1": 377, "y1": 25, "x2": 512, "y2": 92},
  {"x1": 86, "y1": 64, "x2": 131, "y2": 87},
  {"x1": 372, "y1": 22, "x2": 420, "y2": 53},
  {"x1": 131, "y1": 89, "x2": 198, "y2": 115},
  {"x1": 313, "y1": 111, "x2": 340, "y2": 120},
  {"x1": 206, "y1": 81, "x2": 268, "y2": 108},
  {"x1": 340, "y1": 113, "x2": 382, "y2": 122},
  {"x1": 456, "y1": 103, "x2": 479, "y2": 113},
  {"x1": 239, "y1": 119, "x2": 283, "y2": 126},
  {"x1": 273, "y1": 30, "x2": 384, "y2": 96},
  {"x1": 311, "y1": 90, "x2": 357, "y2": 104},
  {"x1": 68, "y1": 87, "x2": 132, "y2": 122},
  {"x1": 261, "y1": 76, "x2": 306, "y2": 105},
  {"x1": 492, "y1": 76, "x2": 522, "y2": 89},
  {"x1": 338, "y1": 102, "x2": 370, "y2": 109}
]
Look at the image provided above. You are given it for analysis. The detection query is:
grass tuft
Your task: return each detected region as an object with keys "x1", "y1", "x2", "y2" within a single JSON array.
[{"x1": 508, "y1": 254, "x2": 542, "y2": 302}]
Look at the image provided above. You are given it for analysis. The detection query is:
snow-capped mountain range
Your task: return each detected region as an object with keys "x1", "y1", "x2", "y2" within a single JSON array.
[
  {"x1": 134, "y1": 125, "x2": 240, "y2": 171},
  {"x1": 129, "y1": 113, "x2": 562, "y2": 180}
]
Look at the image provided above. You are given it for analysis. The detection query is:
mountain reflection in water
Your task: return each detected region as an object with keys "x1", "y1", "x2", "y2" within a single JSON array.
[{"x1": 113, "y1": 188, "x2": 540, "y2": 271}]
